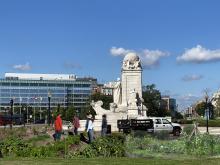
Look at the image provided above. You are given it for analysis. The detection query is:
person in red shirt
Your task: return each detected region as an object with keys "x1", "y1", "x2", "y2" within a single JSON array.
[
  {"x1": 54, "y1": 113, "x2": 62, "y2": 141},
  {"x1": 73, "y1": 115, "x2": 80, "y2": 135}
]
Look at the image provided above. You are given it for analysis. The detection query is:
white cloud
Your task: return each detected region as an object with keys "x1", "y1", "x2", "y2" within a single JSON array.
[
  {"x1": 13, "y1": 62, "x2": 31, "y2": 71},
  {"x1": 110, "y1": 47, "x2": 132, "y2": 56},
  {"x1": 110, "y1": 47, "x2": 169, "y2": 69},
  {"x1": 141, "y1": 49, "x2": 169, "y2": 69},
  {"x1": 177, "y1": 45, "x2": 220, "y2": 63},
  {"x1": 182, "y1": 74, "x2": 203, "y2": 82}
]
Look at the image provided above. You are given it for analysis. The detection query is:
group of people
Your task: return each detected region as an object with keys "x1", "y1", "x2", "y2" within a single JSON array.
[
  {"x1": 84, "y1": 114, "x2": 108, "y2": 143},
  {"x1": 53, "y1": 112, "x2": 108, "y2": 144},
  {"x1": 53, "y1": 112, "x2": 81, "y2": 141}
]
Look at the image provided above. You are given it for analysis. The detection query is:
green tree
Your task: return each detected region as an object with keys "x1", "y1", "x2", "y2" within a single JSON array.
[
  {"x1": 173, "y1": 111, "x2": 183, "y2": 119},
  {"x1": 53, "y1": 105, "x2": 76, "y2": 121},
  {"x1": 195, "y1": 101, "x2": 214, "y2": 119},
  {"x1": 208, "y1": 102, "x2": 214, "y2": 119},
  {"x1": 215, "y1": 96, "x2": 220, "y2": 117},
  {"x1": 142, "y1": 84, "x2": 165, "y2": 116},
  {"x1": 195, "y1": 101, "x2": 206, "y2": 116},
  {"x1": 65, "y1": 106, "x2": 76, "y2": 121},
  {"x1": 79, "y1": 104, "x2": 97, "y2": 120}
]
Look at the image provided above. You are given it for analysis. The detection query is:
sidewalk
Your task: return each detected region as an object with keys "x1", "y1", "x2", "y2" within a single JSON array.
[{"x1": 198, "y1": 127, "x2": 220, "y2": 135}]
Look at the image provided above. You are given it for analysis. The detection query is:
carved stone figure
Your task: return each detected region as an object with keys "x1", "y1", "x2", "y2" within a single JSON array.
[
  {"x1": 122, "y1": 52, "x2": 142, "y2": 70},
  {"x1": 112, "y1": 78, "x2": 122, "y2": 106},
  {"x1": 128, "y1": 89, "x2": 138, "y2": 107}
]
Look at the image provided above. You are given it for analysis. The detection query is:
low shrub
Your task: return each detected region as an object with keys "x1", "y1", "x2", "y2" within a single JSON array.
[
  {"x1": 0, "y1": 137, "x2": 32, "y2": 157},
  {"x1": 179, "y1": 119, "x2": 194, "y2": 124},
  {"x1": 197, "y1": 119, "x2": 220, "y2": 127},
  {"x1": 125, "y1": 133, "x2": 220, "y2": 157},
  {"x1": 152, "y1": 130, "x2": 170, "y2": 140},
  {"x1": 75, "y1": 133, "x2": 126, "y2": 158},
  {"x1": 27, "y1": 134, "x2": 50, "y2": 144},
  {"x1": 182, "y1": 124, "x2": 194, "y2": 135},
  {"x1": 0, "y1": 135, "x2": 81, "y2": 158},
  {"x1": 131, "y1": 130, "x2": 149, "y2": 137},
  {"x1": 0, "y1": 127, "x2": 27, "y2": 140}
]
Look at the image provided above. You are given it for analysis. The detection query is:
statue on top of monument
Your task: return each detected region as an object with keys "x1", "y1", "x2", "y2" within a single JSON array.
[{"x1": 122, "y1": 52, "x2": 142, "y2": 70}]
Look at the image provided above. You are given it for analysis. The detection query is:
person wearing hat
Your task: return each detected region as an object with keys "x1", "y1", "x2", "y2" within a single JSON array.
[{"x1": 85, "y1": 114, "x2": 94, "y2": 143}]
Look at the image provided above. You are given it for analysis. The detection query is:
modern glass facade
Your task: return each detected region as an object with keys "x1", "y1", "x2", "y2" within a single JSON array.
[{"x1": 0, "y1": 76, "x2": 96, "y2": 121}]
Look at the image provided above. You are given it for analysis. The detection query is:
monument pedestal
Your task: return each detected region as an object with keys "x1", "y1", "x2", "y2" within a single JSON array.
[
  {"x1": 127, "y1": 105, "x2": 139, "y2": 118},
  {"x1": 121, "y1": 69, "x2": 142, "y2": 107}
]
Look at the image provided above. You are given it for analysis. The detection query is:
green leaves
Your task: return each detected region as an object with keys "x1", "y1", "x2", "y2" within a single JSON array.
[
  {"x1": 0, "y1": 135, "x2": 81, "y2": 158},
  {"x1": 77, "y1": 133, "x2": 126, "y2": 158},
  {"x1": 142, "y1": 84, "x2": 165, "y2": 117},
  {"x1": 125, "y1": 133, "x2": 220, "y2": 157},
  {"x1": 90, "y1": 92, "x2": 113, "y2": 110}
]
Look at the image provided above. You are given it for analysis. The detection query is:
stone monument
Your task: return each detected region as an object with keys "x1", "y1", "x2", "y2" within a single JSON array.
[
  {"x1": 90, "y1": 52, "x2": 147, "y2": 131},
  {"x1": 121, "y1": 52, "x2": 143, "y2": 117}
]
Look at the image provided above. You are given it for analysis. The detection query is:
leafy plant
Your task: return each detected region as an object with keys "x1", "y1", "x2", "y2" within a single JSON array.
[
  {"x1": 76, "y1": 134, "x2": 126, "y2": 158},
  {"x1": 125, "y1": 133, "x2": 220, "y2": 157}
]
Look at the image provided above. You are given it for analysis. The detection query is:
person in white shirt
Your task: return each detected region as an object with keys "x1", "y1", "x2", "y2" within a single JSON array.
[{"x1": 85, "y1": 114, "x2": 94, "y2": 143}]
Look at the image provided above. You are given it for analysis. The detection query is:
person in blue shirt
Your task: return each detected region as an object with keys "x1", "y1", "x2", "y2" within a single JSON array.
[{"x1": 85, "y1": 114, "x2": 94, "y2": 143}]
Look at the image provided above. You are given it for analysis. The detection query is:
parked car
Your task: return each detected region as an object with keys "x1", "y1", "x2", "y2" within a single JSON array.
[
  {"x1": 117, "y1": 117, "x2": 182, "y2": 136},
  {"x1": 0, "y1": 114, "x2": 24, "y2": 126},
  {"x1": 62, "y1": 120, "x2": 73, "y2": 134},
  {"x1": 34, "y1": 119, "x2": 45, "y2": 124}
]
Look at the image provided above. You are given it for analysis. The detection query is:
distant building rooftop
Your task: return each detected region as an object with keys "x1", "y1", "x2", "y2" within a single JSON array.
[{"x1": 5, "y1": 73, "x2": 76, "y2": 81}]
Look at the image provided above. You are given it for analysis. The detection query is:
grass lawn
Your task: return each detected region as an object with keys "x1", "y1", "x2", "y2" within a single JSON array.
[{"x1": 1, "y1": 157, "x2": 220, "y2": 165}]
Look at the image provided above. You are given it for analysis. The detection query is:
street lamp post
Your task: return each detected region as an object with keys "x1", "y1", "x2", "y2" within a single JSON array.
[
  {"x1": 4, "y1": 106, "x2": 7, "y2": 129},
  {"x1": 48, "y1": 91, "x2": 52, "y2": 126},
  {"x1": 23, "y1": 107, "x2": 26, "y2": 127},
  {"x1": 10, "y1": 99, "x2": 14, "y2": 129},
  {"x1": 205, "y1": 95, "x2": 209, "y2": 133},
  {"x1": 39, "y1": 97, "x2": 42, "y2": 120},
  {"x1": 26, "y1": 97, "x2": 29, "y2": 124}
]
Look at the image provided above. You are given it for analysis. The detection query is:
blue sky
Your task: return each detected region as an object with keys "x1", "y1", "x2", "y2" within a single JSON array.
[{"x1": 1, "y1": 0, "x2": 220, "y2": 110}]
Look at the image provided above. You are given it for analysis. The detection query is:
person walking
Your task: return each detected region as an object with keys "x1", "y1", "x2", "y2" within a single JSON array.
[
  {"x1": 85, "y1": 114, "x2": 94, "y2": 143},
  {"x1": 54, "y1": 112, "x2": 62, "y2": 141},
  {"x1": 73, "y1": 115, "x2": 80, "y2": 135},
  {"x1": 101, "y1": 114, "x2": 107, "y2": 136}
]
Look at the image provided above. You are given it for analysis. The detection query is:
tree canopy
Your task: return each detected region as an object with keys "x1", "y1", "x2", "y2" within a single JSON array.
[
  {"x1": 142, "y1": 84, "x2": 166, "y2": 117},
  {"x1": 214, "y1": 96, "x2": 220, "y2": 117},
  {"x1": 195, "y1": 101, "x2": 214, "y2": 119},
  {"x1": 90, "y1": 92, "x2": 113, "y2": 109}
]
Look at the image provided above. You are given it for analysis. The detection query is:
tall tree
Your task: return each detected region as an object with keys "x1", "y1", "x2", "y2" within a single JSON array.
[
  {"x1": 142, "y1": 84, "x2": 165, "y2": 116},
  {"x1": 208, "y1": 102, "x2": 214, "y2": 119},
  {"x1": 195, "y1": 101, "x2": 206, "y2": 116},
  {"x1": 215, "y1": 96, "x2": 220, "y2": 117}
]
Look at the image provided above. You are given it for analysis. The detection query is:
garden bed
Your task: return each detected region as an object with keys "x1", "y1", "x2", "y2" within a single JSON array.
[{"x1": 1, "y1": 126, "x2": 220, "y2": 160}]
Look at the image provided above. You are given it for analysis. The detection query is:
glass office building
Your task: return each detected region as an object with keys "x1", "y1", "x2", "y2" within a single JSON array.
[{"x1": 0, "y1": 73, "x2": 96, "y2": 121}]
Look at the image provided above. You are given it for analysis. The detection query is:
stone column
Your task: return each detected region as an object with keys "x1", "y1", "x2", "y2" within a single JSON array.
[{"x1": 121, "y1": 69, "x2": 142, "y2": 117}]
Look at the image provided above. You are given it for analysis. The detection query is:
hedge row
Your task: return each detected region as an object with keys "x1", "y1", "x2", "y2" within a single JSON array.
[
  {"x1": 197, "y1": 120, "x2": 220, "y2": 127},
  {"x1": 179, "y1": 119, "x2": 220, "y2": 127}
]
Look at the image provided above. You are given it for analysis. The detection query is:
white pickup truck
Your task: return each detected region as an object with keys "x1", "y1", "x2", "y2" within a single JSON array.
[
  {"x1": 147, "y1": 117, "x2": 182, "y2": 136},
  {"x1": 117, "y1": 117, "x2": 182, "y2": 136}
]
